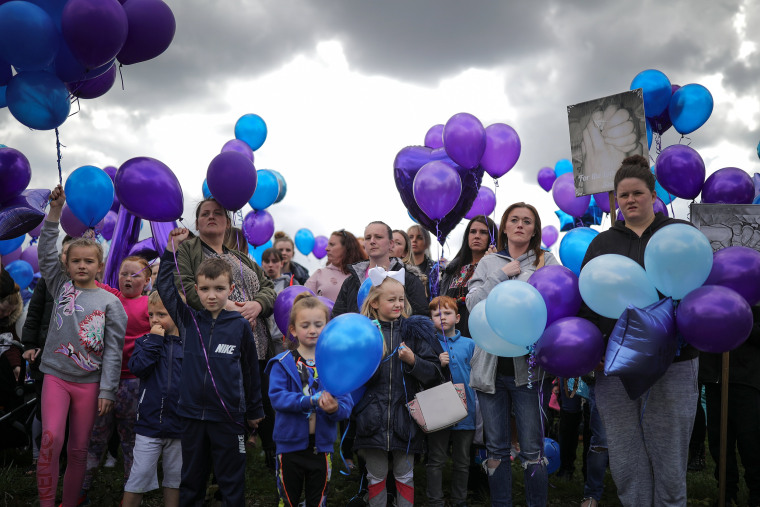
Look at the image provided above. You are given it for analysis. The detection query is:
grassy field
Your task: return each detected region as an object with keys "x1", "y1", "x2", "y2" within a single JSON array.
[{"x1": 0, "y1": 436, "x2": 749, "y2": 507}]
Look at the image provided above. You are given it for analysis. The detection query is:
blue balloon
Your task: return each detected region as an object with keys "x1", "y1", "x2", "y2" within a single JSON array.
[
  {"x1": 651, "y1": 165, "x2": 676, "y2": 205},
  {"x1": 0, "y1": 1, "x2": 59, "y2": 70},
  {"x1": 407, "y1": 210, "x2": 418, "y2": 224},
  {"x1": 0, "y1": 58, "x2": 10, "y2": 86},
  {"x1": 6, "y1": 71, "x2": 70, "y2": 130},
  {"x1": 0, "y1": 86, "x2": 6, "y2": 109},
  {"x1": 65, "y1": 166, "x2": 114, "y2": 227},
  {"x1": 234, "y1": 113, "x2": 267, "y2": 151},
  {"x1": 643, "y1": 223, "x2": 713, "y2": 300},
  {"x1": 558, "y1": 227, "x2": 598, "y2": 276},
  {"x1": 54, "y1": 36, "x2": 114, "y2": 83},
  {"x1": 754, "y1": 194, "x2": 760, "y2": 205},
  {"x1": 315, "y1": 313, "x2": 384, "y2": 395},
  {"x1": 5, "y1": 259, "x2": 34, "y2": 289},
  {"x1": 294, "y1": 228, "x2": 315, "y2": 255},
  {"x1": 646, "y1": 118, "x2": 652, "y2": 149},
  {"x1": 269, "y1": 169, "x2": 287, "y2": 204},
  {"x1": 669, "y1": 84, "x2": 713, "y2": 135},
  {"x1": 554, "y1": 158, "x2": 573, "y2": 177},
  {"x1": 0, "y1": 235, "x2": 25, "y2": 255},
  {"x1": 579, "y1": 254, "x2": 659, "y2": 319},
  {"x1": 631, "y1": 69, "x2": 671, "y2": 117},
  {"x1": 485, "y1": 280, "x2": 547, "y2": 347},
  {"x1": 544, "y1": 438, "x2": 560, "y2": 474},
  {"x1": 357, "y1": 277, "x2": 372, "y2": 309},
  {"x1": 248, "y1": 169, "x2": 279, "y2": 210},
  {"x1": 469, "y1": 300, "x2": 528, "y2": 357},
  {"x1": 202, "y1": 178, "x2": 212, "y2": 199},
  {"x1": 248, "y1": 239, "x2": 272, "y2": 265}
]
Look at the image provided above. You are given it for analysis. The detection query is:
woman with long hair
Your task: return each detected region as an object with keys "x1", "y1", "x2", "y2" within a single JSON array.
[{"x1": 304, "y1": 230, "x2": 365, "y2": 302}]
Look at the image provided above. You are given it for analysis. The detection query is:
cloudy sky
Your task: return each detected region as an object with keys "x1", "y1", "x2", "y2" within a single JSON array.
[{"x1": 1, "y1": 0, "x2": 758, "y2": 270}]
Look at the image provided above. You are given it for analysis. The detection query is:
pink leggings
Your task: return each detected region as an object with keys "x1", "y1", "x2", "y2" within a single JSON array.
[{"x1": 37, "y1": 375, "x2": 98, "y2": 507}]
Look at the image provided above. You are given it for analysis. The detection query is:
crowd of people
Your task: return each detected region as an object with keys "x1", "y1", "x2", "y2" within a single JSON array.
[{"x1": 0, "y1": 154, "x2": 758, "y2": 506}]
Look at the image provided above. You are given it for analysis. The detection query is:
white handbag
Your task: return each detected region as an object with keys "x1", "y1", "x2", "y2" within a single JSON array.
[{"x1": 406, "y1": 381, "x2": 468, "y2": 433}]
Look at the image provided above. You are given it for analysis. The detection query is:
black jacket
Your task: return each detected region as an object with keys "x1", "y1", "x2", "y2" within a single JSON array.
[
  {"x1": 332, "y1": 259, "x2": 429, "y2": 317},
  {"x1": 353, "y1": 316, "x2": 442, "y2": 453},
  {"x1": 285, "y1": 261, "x2": 310, "y2": 286},
  {"x1": 21, "y1": 277, "x2": 54, "y2": 378},
  {"x1": 579, "y1": 212, "x2": 698, "y2": 362}
]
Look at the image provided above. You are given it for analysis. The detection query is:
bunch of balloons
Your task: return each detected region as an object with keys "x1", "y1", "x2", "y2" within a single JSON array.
[
  {"x1": 0, "y1": 0, "x2": 176, "y2": 130},
  {"x1": 0, "y1": 147, "x2": 50, "y2": 240}
]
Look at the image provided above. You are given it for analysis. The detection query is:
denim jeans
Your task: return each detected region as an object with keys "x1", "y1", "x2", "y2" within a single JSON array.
[
  {"x1": 426, "y1": 429, "x2": 474, "y2": 507},
  {"x1": 477, "y1": 374, "x2": 548, "y2": 507},
  {"x1": 584, "y1": 384, "x2": 608, "y2": 501}
]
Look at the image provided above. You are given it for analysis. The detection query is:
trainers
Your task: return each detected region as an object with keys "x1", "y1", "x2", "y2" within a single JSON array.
[{"x1": 103, "y1": 452, "x2": 117, "y2": 468}]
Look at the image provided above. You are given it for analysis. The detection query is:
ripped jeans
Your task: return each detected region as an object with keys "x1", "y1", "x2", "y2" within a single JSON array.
[{"x1": 477, "y1": 374, "x2": 547, "y2": 507}]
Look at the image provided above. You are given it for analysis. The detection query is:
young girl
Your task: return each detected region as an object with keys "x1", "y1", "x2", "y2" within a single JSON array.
[
  {"x1": 265, "y1": 293, "x2": 353, "y2": 507},
  {"x1": 355, "y1": 267, "x2": 442, "y2": 507},
  {"x1": 34, "y1": 185, "x2": 127, "y2": 507},
  {"x1": 81, "y1": 256, "x2": 152, "y2": 498}
]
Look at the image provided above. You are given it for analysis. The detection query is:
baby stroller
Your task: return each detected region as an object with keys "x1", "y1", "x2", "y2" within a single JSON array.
[{"x1": 0, "y1": 333, "x2": 36, "y2": 451}]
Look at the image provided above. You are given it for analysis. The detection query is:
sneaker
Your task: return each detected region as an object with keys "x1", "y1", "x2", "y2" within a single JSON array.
[{"x1": 103, "y1": 452, "x2": 117, "y2": 468}]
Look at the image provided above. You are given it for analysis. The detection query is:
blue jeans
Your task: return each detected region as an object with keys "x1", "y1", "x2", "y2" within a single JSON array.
[
  {"x1": 584, "y1": 384, "x2": 608, "y2": 501},
  {"x1": 478, "y1": 375, "x2": 548, "y2": 507}
]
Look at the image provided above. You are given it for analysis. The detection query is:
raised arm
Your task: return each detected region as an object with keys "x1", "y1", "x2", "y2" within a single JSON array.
[{"x1": 157, "y1": 228, "x2": 193, "y2": 325}]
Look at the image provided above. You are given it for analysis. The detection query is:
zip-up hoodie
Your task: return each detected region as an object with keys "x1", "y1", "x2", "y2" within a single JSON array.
[
  {"x1": 129, "y1": 332, "x2": 183, "y2": 439},
  {"x1": 265, "y1": 351, "x2": 353, "y2": 453},
  {"x1": 436, "y1": 331, "x2": 477, "y2": 430},
  {"x1": 157, "y1": 249, "x2": 264, "y2": 423},
  {"x1": 579, "y1": 212, "x2": 698, "y2": 362}
]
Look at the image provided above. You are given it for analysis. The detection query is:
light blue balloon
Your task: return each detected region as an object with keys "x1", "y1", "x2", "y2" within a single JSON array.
[
  {"x1": 234, "y1": 113, "x2": 267, "y2": 151},
  {"x1": 578, "y1": 254, "x2": 659, "y2": 319},
  {"x1": 269, "y1": 169, "x2": 287, "y2": 204},
  {"x1": 248, "y1": 169, "x2": 279, "y2": 210},
  {"x1": 202, "y1": 178, "x2": 212, "y2": 199},
  {"x1": 668, "y1": 84, "x2": 713, "y2": 135},
  {"x1": 485, "y1": 280, "x2": 547, "y2": 347},
  {"x1": 357, "y1": 277, "x2": 372, "y2": 309},
  {"x1": 554, "y1": 158, "x2": 573, "y2": 177},
  {"x1": 469, "y1": 300, "x2": 528, "y2": 357},
  {"x1": 5, "y1": 259, "x2": 33, "y2": 289},
  {"x1": 651, "y1": 165, "x2": 675, "y2": 205},
  {"x1": 644, "y1": 223, "x2": 713, "y2": 299},
  {"x1": 248, "y1": 239, "x2": 272, "y2": 265},
  {"x1": 295, "y1": 228, "x2": 315, "y2": 255},
  {"x1": 65, "y1": 165, "x2": 114, "y2": 227},
  {"x1": 559, "y1": 227, "x2": 599, "y2": 276},
  {"x1": 6, "y1": 70, "x2": 70, "y2": 130},
  {"x1": 0, "y1": 235, "x2": 24, "y2": 255},
  {"x1": 631, "y1": 69, "x2": 671, "y2": 117}
]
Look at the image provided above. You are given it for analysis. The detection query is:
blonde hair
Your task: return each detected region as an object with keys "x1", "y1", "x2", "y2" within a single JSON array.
[
  {"x1": 147, "y1": 290, "x2": 163, "y2": 307},
  {"x1": 66, "y1": 238, "x2": 104, "y2": 264},
  {"x1": 286, "y1": 292, "x2": 330, "y2": 351},
  {"x1": 359, "y1": 278, "x2": 411, "y2": 321}
]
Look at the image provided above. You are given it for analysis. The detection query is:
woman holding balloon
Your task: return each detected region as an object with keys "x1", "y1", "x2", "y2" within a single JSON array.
[
  {"x1": 466, "y1": 202, "x2": 558, "y2": 507},
  {"x1": 304, "y1": 230, "x2": 364, "y2": 302},
  {"x1": 580, "y1": 155, "x2": 698, "y2": 506}
]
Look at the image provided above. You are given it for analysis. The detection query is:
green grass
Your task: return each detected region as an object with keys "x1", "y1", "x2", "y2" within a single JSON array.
[{"x1": 0, "y1": 439, "x2": 747, "y2": 506}]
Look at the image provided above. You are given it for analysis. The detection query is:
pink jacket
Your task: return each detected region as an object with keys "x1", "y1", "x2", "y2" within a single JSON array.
[{"x1": 304, "y1": 264, "x2": 349, "y2": 302}]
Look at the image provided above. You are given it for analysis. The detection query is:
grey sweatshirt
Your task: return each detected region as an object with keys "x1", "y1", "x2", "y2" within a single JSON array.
[{"x1": 38, "y1": 221, "x2": 127, "y2": 400}]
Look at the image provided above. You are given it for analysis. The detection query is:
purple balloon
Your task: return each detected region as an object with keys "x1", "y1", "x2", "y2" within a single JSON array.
[
  {"x1": 99, "y1": 210, "x2": 118, "y2": 241},
  {"x1": 150, "y1": 219, "x2": 177, "y2": 256},
  {"x1": 677, "y1": 285, "x2": 753, "y2": 353},
  {"x1": 655, "y1": 144, "x2": 705, "y2": 200},
  {"x1": 116, "y1": 157, "x2": 183, "y2": 222},
  {"x1": 66, "y1": 62, "x2": 116, "y2": 99},
  {"x1": 221, "y1": 139, "x2": 254, "y2": 162},
  {"x1": 207, "y1": 151, "x2": 257, "y2": 212},
  {"x1": 103, "y1": 165, "x2": 120, "y2": 211},
  {"x1": 394, "y1": 145, "x2": 484, "y2": 242},
  {"x1": 312, "y1": 235, "x2": 328, "y2": 259},
  {"x1": 0, "y1": 147, "x2": 31, "y2": 204},
  {"x1": 537, "y1": 167, "x2": 556, "y2": 192},
  {"x1": 0, "y1": 189, "x2": 49, "y2": 240},
  {"x1": 2, "y1": 246, "x2": 22, "y2": 264},
  {"x1": 480, "y1": 123, "x2": 520, "y2": 179},
  {"x1": 753, "y1": 172, "x2": 760, "y2": 200},
  {"x1": 443, "y1": 113, "x2": 486, "y2": 170},
  {"x1": 424, "y1": 124, "x2": 444, "y2": 149},
  {"x1": 274, "y1": 285, "x2": 315, "y2": 338},
  {"x1": 465, "y1": 186, "x2": 496, "y2": 220},
  {"x1": 20, "y1": 244, "x2": 38, "y2": 272},
  {"x1": 61, "y1": 0, "x2": 128, "y2": 69},
  {"x1": 117, "y1": 0, "x2": 175, "y2": 65},
  {"x1": 705, "y1": 246, "x2": 760, "y2": 306},
  {"x1": 318, "y1": 295, "x2": 334, "y2": 315},
  {"x1": 592, "y1": 192, "x2": 616, "y2": 214},
  {"x1": 28, "y1": 213, "x2": 45, "y2": 238},
  {"x1": 60, "y1": 204, "x2": 89, "y2": 237},
  {"x1": 128, "y1": 237, "x2": 157, "y2": 258},
  {"x1": 542, "y1": 225, "x2": 559, "y2": 248},
  {"x1": 103, "y1": 165, "x2": 117, "y2": 181},
  {"x1": 242, "y1": 209, "x2": 274, "y2": 247},
  {"x1": 103, "y1": 207, "x2": 141, "y2": 286},
  {"x1": 528, "y1": 265, "x2": 581, "y2": 326},
  {"x1": 701, "y1": 167, "x2": 754, "y2": 204},
  {"x1": 534, "y1": 317, "x2": 604, "y2": 378},
  {"x1": 413, "y1": 161, "x2": 462, "y2": 220},
  {"x1": 552, "y1": 173, "x2": 590, "y2": 218}
]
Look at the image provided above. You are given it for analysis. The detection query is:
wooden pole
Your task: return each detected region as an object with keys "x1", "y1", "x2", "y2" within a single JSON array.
[
  {"x1": 608, "y1": 191, "x2": 616, "y2": 227},
  {"x1": 718, "y1": 351, "x2": 730, "y2": 507}
]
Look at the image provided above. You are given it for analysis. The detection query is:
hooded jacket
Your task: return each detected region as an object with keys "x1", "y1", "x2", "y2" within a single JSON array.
[
  {"x1": 157, "y1": 249, "x2": 264, "y2": 423},
  {"x1": 332, "y1": 259, "x2": 429, "y2": 317},
  {"x1": 284, "y1": 261, "x2": 310, "y2": 286},
  {"x1": 353, "y1": 315, "x2": 442, "y2": 453},
  {"x1": 265, "y1": 351, "x2": 354, "y2": 453},
  {"x1": 466, "y1": 249, "x2": 559, "y2": 392},
  {"x1": 579, "y1": 212, "x2": 698, "y2": 362}
]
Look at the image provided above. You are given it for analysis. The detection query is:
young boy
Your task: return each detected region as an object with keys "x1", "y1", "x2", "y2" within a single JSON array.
[
  {"x1": 122, "y1": 291, "x2": 183, "y2": 507},
  {"x1": 158, "y1": 228, "x2": 264, "y2": 507},
  {"x1": 427, "y1": 296, "x2": 477, "y2": 507}
]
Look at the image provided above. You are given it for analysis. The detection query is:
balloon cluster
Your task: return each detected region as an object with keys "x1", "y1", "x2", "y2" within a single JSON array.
[
  {"x1": 395, "y1": 113, "x2": 520, "y2": 242},
  {"x1": 0, "y1": 0, "x2": 176, "y2": 130},
  {"x1": 0, "y1": 147, "x2": 50, "y2": 240}
]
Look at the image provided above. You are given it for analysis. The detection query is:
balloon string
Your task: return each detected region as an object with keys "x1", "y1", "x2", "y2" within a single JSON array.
[
  {"x1": 530, "y1": 370, "x2": 548, "y2": 477},
  {"x1": 55, "y1": 128, "x2": 63, "y2": 185},
  {"x1": 118, "y1": 63, "x2": 125, "y2": 91},
  {"x1": 338, "y1": 421, "x2": 354, "y2": 476}
]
